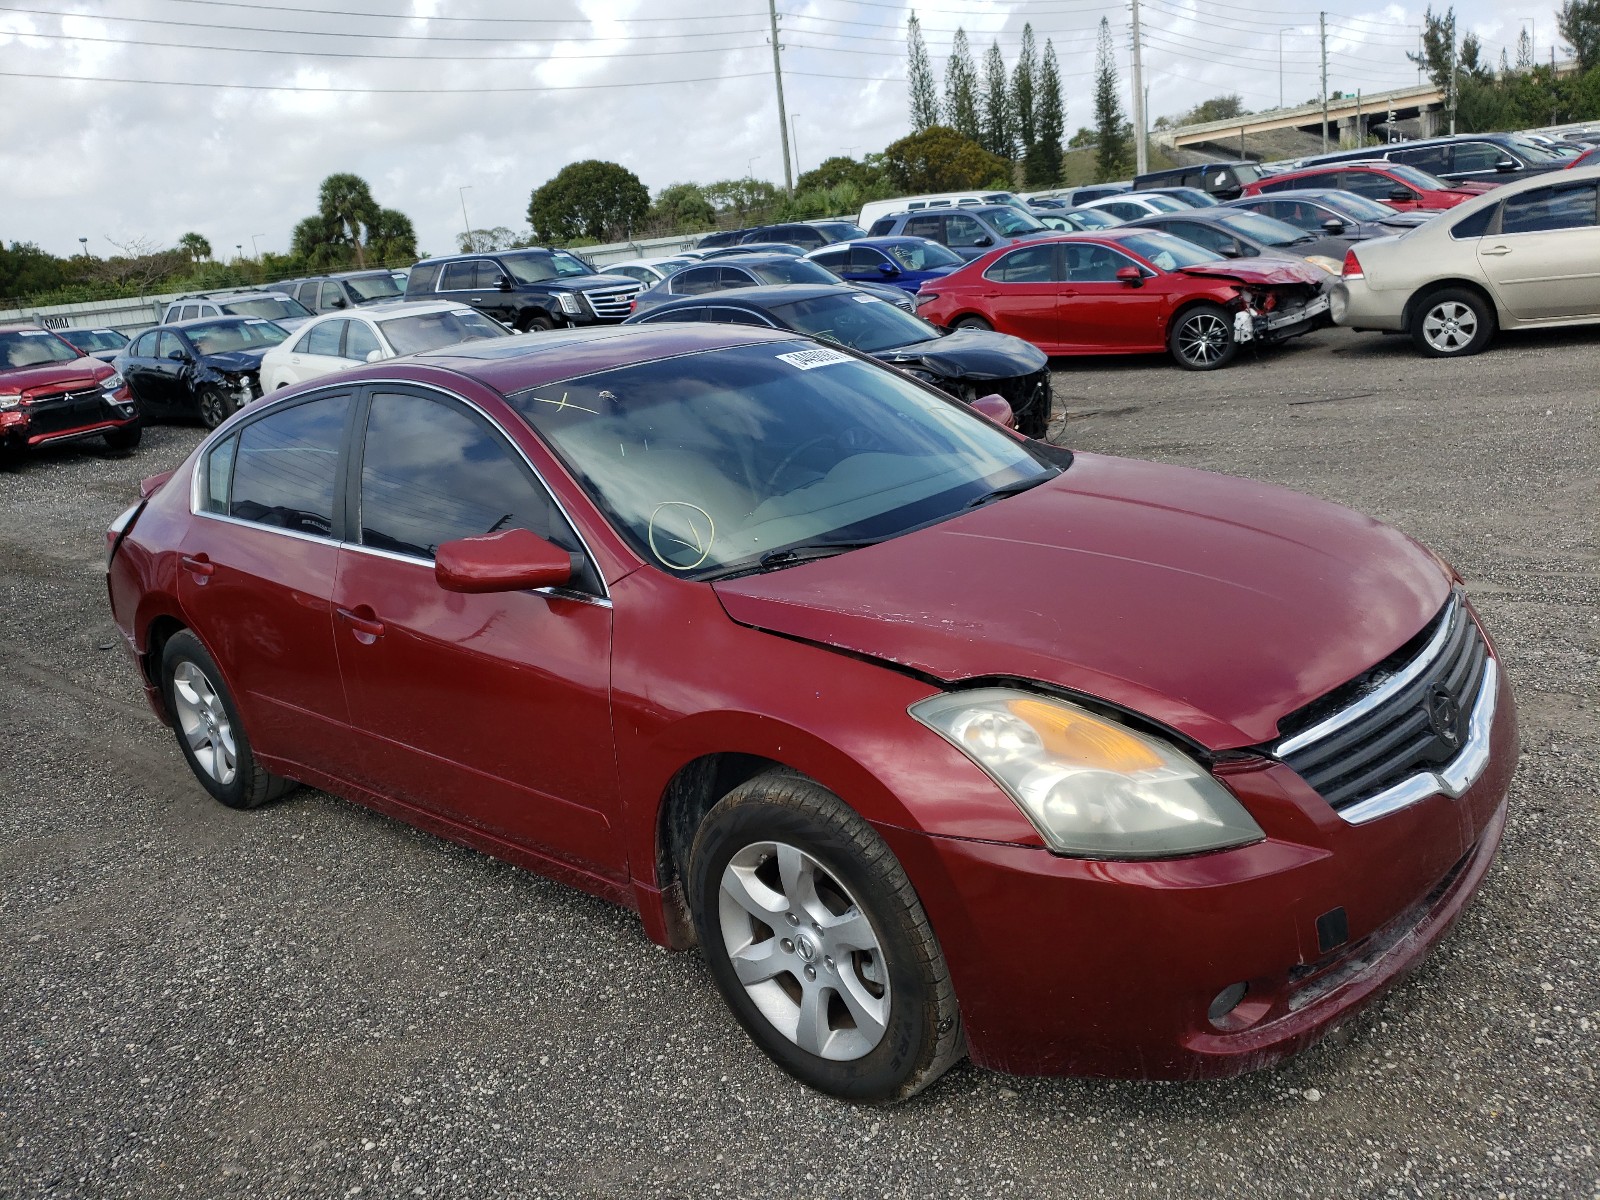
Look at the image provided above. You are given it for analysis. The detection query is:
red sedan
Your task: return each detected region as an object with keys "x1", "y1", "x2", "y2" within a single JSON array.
[
  {"x1": 1241, "y1": 161, "x2": 1495, "y2": 211},
  {"x1": 915, "y1": 231, "x2": 1330, "y2": 369},
  {"x1": 106, "y1": 325, "x2": 1516, "y2": 1101}
]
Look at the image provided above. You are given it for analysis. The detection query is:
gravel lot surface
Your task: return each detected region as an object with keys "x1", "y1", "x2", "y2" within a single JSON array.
[{"x1": 1, "y1": 325, "x2": 1596, "y2": 1199}]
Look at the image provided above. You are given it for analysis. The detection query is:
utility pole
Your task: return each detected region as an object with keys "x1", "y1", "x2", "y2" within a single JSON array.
[
  {"x1": 1278, "y1": 29, "x2": 1285, "y2": 109},
  {"x1": 1319, "y1": 11, "x2": 1329, "y2": 153},
  {"x1": 1130, "y1": 0, "x2": 1147, "y2": 174},
  {"x1": 1449, "y1": 36, "x2": 1458, "y2": 135},
  {"x1": 767, "y1": 0, "x2": 794, "y2": 194}
]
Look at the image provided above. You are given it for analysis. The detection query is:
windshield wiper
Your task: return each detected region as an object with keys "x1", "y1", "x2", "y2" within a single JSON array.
[
  {"x1": 965, "y1": 472, "x2": 1056, "y2": 509},
  {"x1": 755, "y1": 540, "x2": 884, "y2": 570}
]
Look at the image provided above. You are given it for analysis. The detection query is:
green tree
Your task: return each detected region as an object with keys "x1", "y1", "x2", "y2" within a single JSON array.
[
  {"x1": 1029, "y1": 39, "x2": 1065, "y2": 188},
  {"x1": 1559, "y1": 0, "x2": 1600, "y2": 73},
  {"x1": 704, "y1": 177, "x2": 781, "y2": 222},
  {"x1": 367, "y1": 208, "x2": 417, "y2": 264},
  {"x1": 648, "y1": 182, "x2": 716, "y2": 233},
  {"x1": 177, "y1": 232, "x2": 211, "y2": 263},
  {"x1": 980, "y1": 41, "x2": 1013, "y2": 158},
  {"x1": 943, "y1": 28, "x2": 981, "y2": 142},
  {"x1": 1092, "y1": 18, "x2": 1132, "y2": 181},
  {"x1": 1012, "y1": 24, "x2": 1039, "y2": 169},
  {"x1": 317, "y1": 173, "x2": 381, "y2": 268},
  {"x1": 1408, "y1": 7, "x2": 1457, "y2": 95},
  {"x1": 457, "y1": 226, "x2": 522, "y2": 253},
  {"x1": 1184, "y1": 94, "x2": 1247, "y2": 124},
  {"x1": 907, "y1": 14, "x2": 940, "y2": 131},
  {"x1": 0, "y1": 241, "x2": 65, "y2": 299},
  {"x1": 290, "y1": 213, "x2": 347, "y2": 269},
  {"x1": 1068, "y1": 126, "x2": 1096, "y2": 149},
  {"x1": 795, "y1": 156, "x2": 876, "y2": 192},
  {"x1": 881, "y1": 125, "x2": 1009, "y2": 193},
  {"x1": 527, "y1": 160, "x2": 651, "y2": 244}
]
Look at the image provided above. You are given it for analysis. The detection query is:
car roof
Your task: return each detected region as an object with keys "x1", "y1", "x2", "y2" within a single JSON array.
[
  {"x1": 412, "y1": 248, "x2": 557, "y2": 266},
  {"x1": 643, "y1": 283, "x2": 846, "y2": 309},
  {"x1": 396, "y1": 322, "x2": 797, "y2": 394},
  {"x1": 163, "y1": 315, "x2": 276, "y2": 330},
  {"x1": 301, "y1": 299, "x2": 474, "y2": 321},
  {"x1": 699, "y1": 252, "x2": 812, "y2": 266}
]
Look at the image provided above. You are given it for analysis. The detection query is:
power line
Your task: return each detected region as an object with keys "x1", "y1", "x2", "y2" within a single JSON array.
[
  {"x1": 152, "y1": 0, "x2": 768, "y2": 23},
  {"x1": 0, "y1": 68, "x2": 774, "y2": 93}
]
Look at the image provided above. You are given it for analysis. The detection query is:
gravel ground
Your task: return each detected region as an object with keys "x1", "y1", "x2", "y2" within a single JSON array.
[{"x1": 1, "y1": 324, "x2": 1596, "y2": 1199}]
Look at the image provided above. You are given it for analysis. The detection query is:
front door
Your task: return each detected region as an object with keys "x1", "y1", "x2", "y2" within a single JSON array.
[
  {"x1": 1057, "y1": 243, "x2": 1167, "y2": 351},
  {"x1": 331, "y1": 386, "x2": 623, "y2": 878},
  {"x1": 1477, "y1": 180, "x2": 1600, "y2": 320}
]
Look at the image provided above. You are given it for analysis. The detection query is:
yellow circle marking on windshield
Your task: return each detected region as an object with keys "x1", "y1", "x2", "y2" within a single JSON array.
[{"x1": 647, "y1": 502, "x2": 716, "y2": 570}]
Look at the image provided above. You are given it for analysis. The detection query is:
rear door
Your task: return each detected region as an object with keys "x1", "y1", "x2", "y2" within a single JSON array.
[
  {"x1": 330, "y1": 386, "x2": 623, "y2": 877},
  {"x1": 978, "y1": 244, "x2": 1063, "y2": 346},
  {"x1": 1477, "y1": 180, "x2": 1600, "y2": 320}
]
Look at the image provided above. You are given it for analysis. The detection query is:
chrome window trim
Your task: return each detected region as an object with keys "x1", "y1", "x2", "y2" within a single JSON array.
[
  {"x1": 188, "y1": 376, "x2": 610, "y2": 601},
  {"x1": 1335, "y1": 656, "x2": 1499, "y2": 826},
  {"x1": 1274, "y1": 593, "x2": 1462, "y2": 757}
]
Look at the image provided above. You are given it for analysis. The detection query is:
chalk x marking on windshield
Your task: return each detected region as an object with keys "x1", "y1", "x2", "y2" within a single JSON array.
[
  {"x1": 775, "y1": 348, "x2": 854, "y2": 370},
  {"x1": 531, "y1": 391, "x2": 599, "y2": 415}
]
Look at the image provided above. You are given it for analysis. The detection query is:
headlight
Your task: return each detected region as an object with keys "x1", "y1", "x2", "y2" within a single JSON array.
[
  {"x1": 1304, "y1": 255, "x2": 1344, "y2": 276},
  {"x1": 910, "y1": 688, "x2": 1264, "y2": 858},
  {"x1": 0, "y1": 392, "x2": 21, "y2": 410},
  {"x1": 558, "y1": 292, "x2": 584, "y2": 315},
  {"x1": 100, "y1": 372, "x2": 124, "y2": 392}
]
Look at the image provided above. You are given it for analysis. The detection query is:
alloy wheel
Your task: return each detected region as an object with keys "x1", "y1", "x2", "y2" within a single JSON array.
[
  {"x1": 1177, "y1": 312, "x2": 1231, "y2": 366},
  {"x1": 198, "y1": 388, "x2": 231, "y2": 429},
  {"x1": 1421, "y1": 301, "x2": 1478, "y2": 354},
  {"x1": 171, "y1": 660, "x2": 238, "y2": 785},
  {"x1": 717, "y1": 841, "x2": 890, "y2": 1061}
]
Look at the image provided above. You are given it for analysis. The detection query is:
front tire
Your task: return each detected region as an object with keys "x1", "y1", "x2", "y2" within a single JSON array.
[
  {"x1": 102, "y1": 421, "x2": 142, "y2": 452},
  {"x1": 159, "y1": 630, "x2": 295, "y2": 810},
  {"x1": 196, "y1": 386, "x2": 236, "y2": 430},
  {"x1": 521, "y1": 313, "x2": 556, "y2": 333},
  {"x1": 1410, "y1": 288, "x2": 1495, "y2": 357},
  {"x1": 1169, "y1": 304, "x2": 1239, "y2": 370},
  {"x1": 688, "y1": 772, "x2": 963, "y2": 1103}
]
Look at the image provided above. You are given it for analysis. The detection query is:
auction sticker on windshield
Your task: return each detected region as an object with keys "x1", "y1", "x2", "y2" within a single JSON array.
[{"x1": 776, "y1": 348, "x2": 854, "y2": 370}]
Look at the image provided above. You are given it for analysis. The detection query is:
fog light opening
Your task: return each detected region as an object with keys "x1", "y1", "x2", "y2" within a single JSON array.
[{"x1": 1208, "y1": 982, "x2": 1249, "y2": 1025}]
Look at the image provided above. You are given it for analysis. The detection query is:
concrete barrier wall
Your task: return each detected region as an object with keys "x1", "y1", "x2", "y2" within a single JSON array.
[{"x1": 0, "y1": 232, "x2": 706, "y2": 334}]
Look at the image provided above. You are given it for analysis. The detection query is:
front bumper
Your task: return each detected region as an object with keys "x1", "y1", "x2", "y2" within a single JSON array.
[
  {"x1": 1, "y1": 394, "x2": 138, "y2": 450},
  {"x1": 876, "y1": 659, "x2": 1517, "y2": 1080}
]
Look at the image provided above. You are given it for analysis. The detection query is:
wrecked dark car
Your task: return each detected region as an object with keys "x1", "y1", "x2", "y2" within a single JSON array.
[
  {"x1": 115, "y1": 317, "x2": 289, "y2": 429},
  {"x1": 624, "y1": 283, "x2": 1052, "y2": 437},
  {"x1": 0, "y1": 324, "x2": 140, "y2": 461}
]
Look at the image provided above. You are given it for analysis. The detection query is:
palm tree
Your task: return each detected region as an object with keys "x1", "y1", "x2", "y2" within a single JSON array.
[
  {"x1": 316, "y1": 174, "x2": 380, "y2": 268},
  {"x1": 177, "y1": 232, "x2": 211, "y2": 263}
]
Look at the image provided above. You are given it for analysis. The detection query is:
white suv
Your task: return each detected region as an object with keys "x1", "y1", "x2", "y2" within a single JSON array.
[{"x1": 161, "y1": 291, "x2": 313, "y2": 330}]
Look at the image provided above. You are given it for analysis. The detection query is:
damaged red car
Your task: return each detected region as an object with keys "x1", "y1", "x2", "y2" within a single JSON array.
[
  {"x1": 914, "y1": 230, "x2": 1331, "y2": 369},
  {"x1": 106, "y1": 325, "x2": 1516, "y2": 1102},
  {"x1": 1, "y1": 323, "x2": 140, "y2": 461}
]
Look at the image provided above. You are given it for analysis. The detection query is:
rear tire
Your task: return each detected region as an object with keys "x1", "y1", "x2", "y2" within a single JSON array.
[
  {"x1": 1409, "y1": 288, "x2": 1495, "y2": 357},
  {"x1": 1169, "y1": 303, "x2": 1239, "y2": 371},
  {"x1": 951, "y1": 315, "x2": 992, "y2": 332},
  {"x1": 159, "y1": 630, "x2": 295, "y2": 810},
  {"x1": 102, "y1": 421, "x2": 142, "y2": 452},
  {"x1": 688, "y1": 772, "x2": 963, "y2": 1103}
]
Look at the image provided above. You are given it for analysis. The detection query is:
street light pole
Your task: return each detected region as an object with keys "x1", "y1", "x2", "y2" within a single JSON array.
[
  {"x1": 458, "y1": 185, "x2": 473, "y2": 246},
  {"x1": 790, "y1": 113, "x2": 802, "y2": 180},
  {"x1": 251, "y1": 233, "x2": 264, "y2": 259}
]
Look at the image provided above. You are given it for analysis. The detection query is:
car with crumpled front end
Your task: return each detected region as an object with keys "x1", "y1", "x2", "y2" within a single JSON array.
[
  {"x1": 0, "y1": 323, "x2": 140, "y2": 460},
  {"x1": 114, "y1": 316, "x2": 287, "y2": 428},
  {"x1": 105, "y1": 322, "x2": 1517, "y2": 1103},
  {"x1": 915, "y1": 230, "x2": 1330, "y2": 369}
]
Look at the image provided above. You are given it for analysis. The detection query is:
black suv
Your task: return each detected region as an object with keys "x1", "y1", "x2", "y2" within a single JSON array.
[
  {"x1": 1132, "y1": 161, "x2": 1267, "y2": 200},
  {"x1": 1296, "y1": 133, "x2": 1570, "y2": 186},
  {"x1": 281, "y1": 271, "x2": 406, "y2": 315},
  {"x1": 405, "y1": 248, "x2": 642, "y2": 331}
]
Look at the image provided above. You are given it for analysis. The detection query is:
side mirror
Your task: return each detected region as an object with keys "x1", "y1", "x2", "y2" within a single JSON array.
[
  {"x1": 364, "y1": 349, "x2": 384, "y2": 363},
  {"x1": 972, "y1": 235, "x2": 994, "y2": 247},
  {"x1": 1321, "y1": 217, "x2": 1347, "y2": 234},
  {"x1": 1219, "y1": 247, "x2": 1243, "y2": 258},
  {"x1": 1388, "y1": 188, "x2": 1415, "y2": 203},
  {"x1": 330, "y1": 297, "x2": 348, "y2": 309},
  {"x1": 970, "y1": 393, "x2": 1015, "y2": 429},
  {"x1": 877, "y1": 262, "x2": 901, "y2": 277},
  {"x1": 497, "y1": 276, "x2": 514, "y2": 292},
  {"x1": 166, "y1": 349, "x2": 189, "y2": 361},
  {"x1": 1116, "y1": 265, "x2": 1144, "y2": 287},
  {"x1": 1494, "y1": 158, "x2": 1519, "y2": 173},
  {"x1": 435, "y1": 528, "x2": 575, "y2": 595}
]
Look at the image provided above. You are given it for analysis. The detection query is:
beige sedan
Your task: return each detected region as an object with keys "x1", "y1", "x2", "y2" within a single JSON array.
[
  {"x1": 1332, "y1": 164, "x2": 1600, "y2": 356},
  {"x1": 258, "y1": 300, "x2": 508, "y2": 391}
]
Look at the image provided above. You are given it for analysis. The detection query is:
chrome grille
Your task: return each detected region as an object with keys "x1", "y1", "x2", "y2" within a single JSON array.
[
  {"x1": 583, "y1": 284, "x2": 642, "y2": 321},
  {"x1": 1273, "y1": 592, "x2": 1496, "y2": 824}
]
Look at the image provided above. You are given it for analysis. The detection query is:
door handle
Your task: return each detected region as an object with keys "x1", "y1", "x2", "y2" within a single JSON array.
[
  {"x1": 1481, "y1": 245, "x2": 1512, "y2": 256},
  {"x1": 336, "y1": 605, "x2": 386, "y2": 643},
  {"x1": 179, "y1": 553, "x2": 214, "y2": 581}
]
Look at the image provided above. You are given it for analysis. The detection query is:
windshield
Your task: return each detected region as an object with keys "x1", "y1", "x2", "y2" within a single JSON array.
[
  {"x1": 185, "y1": 319, "x2": 288, "y2": 354},
  {"x1": 749, "y1": 259, "x2": 837, "y2": 285},
  {"x1": 771, "y1": 292, "x2": 938, "y2": 352},
  {"x1": 1218, "y1": 210, "x2": 1309, "y2": 246},
  {"x1": 1115, "y1": 232, "x2": 1222, "y2": 271},
  {"x1": 1387, "y1": 163, "x2": 1450, "y2": 191},
  {"x1": 813, "y1": 222, "x2": 867, "y2": 241},
  {"x1": 1065, "y1": 208, "x2": 1119, "y2": 229},
  {"x1": 505, "y1": 342, "x2": 1052, "y2": 578},
  {"x1": 0, "y1": 329, "x2": 81, "y2": 369},
  {"x1": 884, "y1": 240, "x2": 964, "y2": 269},
  {"x1": 1507, "y1": 137, "x2": 1565, "y2": 164},
  {"x1": 224, "y1": 296, "x2": 314, "y2": 321},
  {"x1": 501, "y1": 251, "x2": 595, "y2": 284},
  {"x1": 344, "y1": 274, "x2": 404, "y2": 302},
  {"x1": 379, "y1": 309, "x2": 510, "y2": 356},
  {"x1": 988, "y1": 208, "x2": 1046, "y2": 235},
  {"x1": 59, "y1": 328, "x2": 127, "y2": 352},
  {"x1": 1319, "y1": 192, "x2": 1398, "y2": 220}
]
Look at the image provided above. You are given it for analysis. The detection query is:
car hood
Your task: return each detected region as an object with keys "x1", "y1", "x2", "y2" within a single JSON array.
[
  {"x1": 1448, "y1": 181, "x2": 1498, "y2": 194},
  {"x1": 201, "y1": 349, "x2": 269, "y2": 372},
  {"x1": 712, "y1": 452, "x2": 1449, "y2": 750},
  {"x1": 1177, "y1": 257, "x2": 1325, "y2": 286},
  {"x1": 875, "y1": 328, "x2": 1048, "y2": 379},
  {"x1": 549, "y1": 274, "x2": 642, "y2": 292},
  {"x1": 0, "y1": 359, "x2": 111, "y2": 394}
]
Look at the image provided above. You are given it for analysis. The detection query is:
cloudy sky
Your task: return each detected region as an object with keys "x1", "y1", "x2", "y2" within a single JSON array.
[{"x1": 0, "y1": 0, "x2": 1564, "y2": 258}]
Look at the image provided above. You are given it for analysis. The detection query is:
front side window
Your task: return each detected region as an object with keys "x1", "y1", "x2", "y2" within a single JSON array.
[
  {"x1": 1499, "y1": 182, "x2": 1598, "y2": 234},
  {"x1": 357, "y1": 391, "x2": 576, "y2": 565},
  {"x1": 155, "y1": 331, "x2": 182, "y2": 359},
  {"x1": 1451, "y1": 142, "x2": 1506, "y2": 173},
  {"x1": 984, "y1": 245, "x2": 1060, "y2": 283},
  {"x1": 303, "y1": 320, "x2": 345, "y2": 357},
  {"x1": 228, "y1": 394, "x2": 350, "y2": 537},
  {"x1": 748, "y1": 259, "x2": 834, "y2": 285},
  {"x1": 944, "y1": 214, "x2": 989, "y2": 247},
  {"x1": 131, "y1": 331, "x2": 158, "y2": 358},
  {"x1": 672, "y1": 267, "x2": 723, "y2": 295},
  {"x1": 343, "y1": 320, "x2": 381, "y2": 361}
]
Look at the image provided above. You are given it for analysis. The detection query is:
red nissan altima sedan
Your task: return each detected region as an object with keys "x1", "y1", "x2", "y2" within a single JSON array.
[
  {"x1": 106, "y1": 324, "x2": 1516, "y2": 1102},
  {"x1": 914, "y1": 230, "x2": 1332, "y2": 369}
]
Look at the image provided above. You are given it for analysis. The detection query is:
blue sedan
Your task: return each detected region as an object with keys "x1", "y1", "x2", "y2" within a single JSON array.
[{"x1": 803, "y1": 237, "x2": 965, "y2": 295}]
